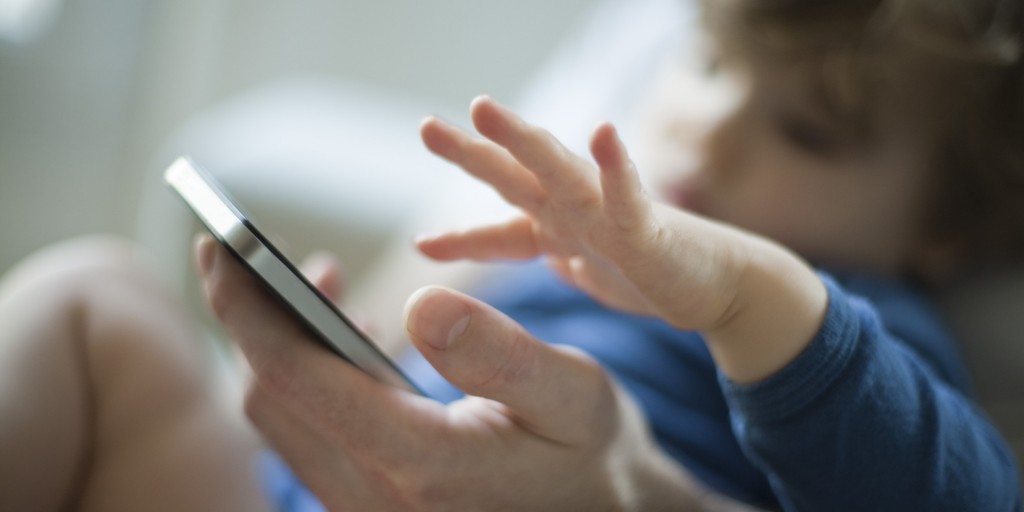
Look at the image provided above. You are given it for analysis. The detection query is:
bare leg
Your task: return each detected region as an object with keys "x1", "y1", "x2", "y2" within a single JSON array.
[{"x1": 0, "y1": 236, "x2": 269, "y2": 511}]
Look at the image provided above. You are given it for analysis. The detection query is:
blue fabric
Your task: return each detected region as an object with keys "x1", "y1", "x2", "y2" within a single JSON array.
[
  {"x1": 719, "y1": 275, "x2": 1021, "y2": 511},
  {"x1": 262, "y1": 264, "x2": 1021, "y2": 511},
  {"x1": 260, "y1": 451, "x2": 326, "y2": 512}
]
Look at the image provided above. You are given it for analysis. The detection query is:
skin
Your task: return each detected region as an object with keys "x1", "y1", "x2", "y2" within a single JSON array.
[
  {"x1": 198, "y1": 64, "x2": 939, "y2": 508},
  {"x1": 632, "y1": 59, "x2": 937, "y2": 277},
  {"x1": 0, "y1": 236, "x2": 269, "y2": 512},
  {"x1": 198, "y1": 237, "x2": 740, "y2": 511}
]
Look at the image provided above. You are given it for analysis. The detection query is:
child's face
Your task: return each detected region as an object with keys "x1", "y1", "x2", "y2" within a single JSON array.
[{"x1": 634, "y1": 59, "x2": 937, "y2": 277}]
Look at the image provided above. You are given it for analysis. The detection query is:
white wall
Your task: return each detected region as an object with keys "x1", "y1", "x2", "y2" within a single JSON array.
[{"x1": 0, "y1": 0, "x2": 595, "y2": 274}]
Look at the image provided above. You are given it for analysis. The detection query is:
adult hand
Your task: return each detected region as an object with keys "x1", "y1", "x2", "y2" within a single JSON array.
[
  {"x1": 298, "y1": 250, "x2": 343, "y2": 303},
  {"x1": 196, "y1": 236, "x2": 713, "y2": 511}
]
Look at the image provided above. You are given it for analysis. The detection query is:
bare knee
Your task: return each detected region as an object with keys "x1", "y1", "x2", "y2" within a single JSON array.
[
  {"x1": 0, "y1": 232, "x2": 214, "y2": 437},
  {"x1": 1, "y1": 235, "x2": 185, "y2": 345},
  {"x1": 0, "y1": 235, "x2": 265, "y2": 511},
  {"x1": 0, "y1": 234, "x2": 153, "y2": 512}
]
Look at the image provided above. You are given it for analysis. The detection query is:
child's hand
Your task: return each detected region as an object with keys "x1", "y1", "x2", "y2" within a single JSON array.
[
  {"x1": 419, "y1": 97, "x2": 828, "y2": 384},
  {"x1": 419, "y1": 96, "x2": 744, "y2": 332}
]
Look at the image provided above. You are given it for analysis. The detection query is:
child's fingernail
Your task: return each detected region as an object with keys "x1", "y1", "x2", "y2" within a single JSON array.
[
  {"x1": 405, "y1": 287, "x2": 471, "y2": 351},
  {"x1": 472, "y1": 95, "x2": 508, "y2": 114},
  {"x1": 414, "y1": 232, "x2": 444, "y2": 245}
]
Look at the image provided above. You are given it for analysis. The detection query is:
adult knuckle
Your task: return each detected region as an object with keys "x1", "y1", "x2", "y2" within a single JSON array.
[
  {"x1": 250, "y1": 351, "x2": 299, "y2": 399},
  {"x1": 559, "y1": 346, "x2": 619, "y2": 430},
  {"x1": 562, "y1": 345, "x2": 609, "y2": 389},
  {"x1": 242, "y1": 383, "x2": 271, "y2": 426},
  {"x1": 474, "y1": 328, "x2": 533, "y2": 394},
  {"x1": 205, "y1": 276, "x2": 235, "y2": 322},
  {"x1": 390, "y1": 462, "x2": 456, "y2": 509}
]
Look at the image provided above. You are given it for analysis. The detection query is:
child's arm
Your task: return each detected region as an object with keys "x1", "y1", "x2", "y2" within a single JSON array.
[
  {"x1": 718, "y1": 276, "x2": 1021, "y2": 510},
  {"x1": 418, "y1": 96, "x2": 827, "y2": 384},
  {"x1": 419, "y1": 97, "x2": 1021, "y2": 510}
]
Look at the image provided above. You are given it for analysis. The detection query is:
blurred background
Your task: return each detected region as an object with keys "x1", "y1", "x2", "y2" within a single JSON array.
[
  {"x1": 0, "y1": 0, "x2": 692, "y2": 335},
  {"x1": 0, "y1": 0, "x2": 694, "y2": 349},
  {"x1": 0, "y1": 0, "x2": 602, "y2": 273}
]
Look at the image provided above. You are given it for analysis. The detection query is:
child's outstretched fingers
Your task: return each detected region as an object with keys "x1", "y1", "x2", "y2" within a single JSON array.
[
  {"x1": 420, "y1": 116, "x2": 544, "y2": 211},
  {"x1": 590, "y1": 122, "x2": 653, "y2": 234},
  {"x1": 416, "y1": 216, "x2": 541, "y2": 262},
  {"x1": 418, "y1": 98, "x2": 663, "y2": 315},
  {"x1": 470, "y1": 96, "x2": 601, "y2": 212}
]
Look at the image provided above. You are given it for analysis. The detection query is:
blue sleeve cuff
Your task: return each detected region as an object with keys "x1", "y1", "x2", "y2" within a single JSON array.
[{"x1": 718, "y1": 274, "x2": 862, "y2": 424}]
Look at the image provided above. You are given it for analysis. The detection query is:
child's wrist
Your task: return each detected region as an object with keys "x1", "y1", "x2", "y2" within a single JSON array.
[{"x1": 703, "y1": 236, "x2": 829, "y2": 385}]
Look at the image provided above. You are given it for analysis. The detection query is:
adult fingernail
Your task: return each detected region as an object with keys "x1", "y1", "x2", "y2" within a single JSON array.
[
  {"x1": 301, "y1": 251, "x2": 334, "y2": 281},
  {"x1": 195, "y1": 234, "x2": 217, "y2": 276},
  {"x1": 405, "y1": 287, "x2": 471, "y2": 351}
]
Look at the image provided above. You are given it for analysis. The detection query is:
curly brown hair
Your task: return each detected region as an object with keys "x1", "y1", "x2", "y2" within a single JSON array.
[{"x1": 701, "y1": 0, "x2": 1024, "y2": 276}]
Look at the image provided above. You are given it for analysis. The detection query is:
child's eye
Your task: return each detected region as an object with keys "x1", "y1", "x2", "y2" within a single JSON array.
[{"x1": 777, "y1": 115, "x2": 843, "y2": 158}]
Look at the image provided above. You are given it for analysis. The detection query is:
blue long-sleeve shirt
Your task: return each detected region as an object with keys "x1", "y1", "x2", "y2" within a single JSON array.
[
  {"x1": 262, "y1": 265, "x2": 1021, "y2": 511},
  {"x1": 719, "y1": 274, "x2": 1020, "y2": 510}
]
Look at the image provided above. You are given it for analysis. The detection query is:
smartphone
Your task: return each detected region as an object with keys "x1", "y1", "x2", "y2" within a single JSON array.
[{"x1": 164, "y1": 156, "x2": 423, "y2": 395}]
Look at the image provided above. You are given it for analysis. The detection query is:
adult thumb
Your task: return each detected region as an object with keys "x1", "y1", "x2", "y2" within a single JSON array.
[{"x1": 403, "y1": 286, "x2": 615, "y2": 444}]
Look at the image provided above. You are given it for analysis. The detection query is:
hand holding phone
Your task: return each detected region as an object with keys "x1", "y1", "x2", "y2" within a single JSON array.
[{"x1": 164, "y1": 157, "x2": 423, "y2": 395}]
